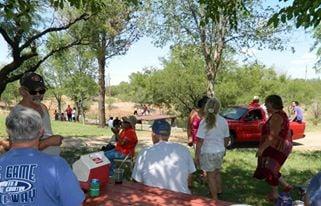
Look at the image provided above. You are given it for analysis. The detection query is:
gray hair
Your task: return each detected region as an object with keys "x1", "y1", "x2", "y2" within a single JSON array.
[{"x1": 6, "y1": 106, "x2": 43, "y2": 142}]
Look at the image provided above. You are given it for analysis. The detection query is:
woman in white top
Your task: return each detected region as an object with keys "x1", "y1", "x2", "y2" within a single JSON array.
[{"x1": 195, "y1": 97, "x2": 230, "y2": 200}]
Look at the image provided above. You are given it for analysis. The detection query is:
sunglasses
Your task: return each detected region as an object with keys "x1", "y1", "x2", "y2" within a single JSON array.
[{"x1": 28, "y1": 89, "x2": 46, "y2": 95}]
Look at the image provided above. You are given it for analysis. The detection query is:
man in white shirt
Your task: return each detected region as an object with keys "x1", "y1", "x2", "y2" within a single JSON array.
[
  {"x1": 132, "y1": 120, "x2": 196, "y2": 194},
  {"x1": 108, "y1": 117, "x2": 114, "y2": 128}
]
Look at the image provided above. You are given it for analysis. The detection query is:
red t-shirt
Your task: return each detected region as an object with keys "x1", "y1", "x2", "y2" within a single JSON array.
[
  {"x1": 115, "y1": 128, "x2": 138, "y2": 156},
  {"x1": 66, "y1": 107, "x2": 72, "y2": 115}
]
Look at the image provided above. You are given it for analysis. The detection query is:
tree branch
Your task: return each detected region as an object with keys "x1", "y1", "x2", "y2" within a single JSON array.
[
  {"x1": 0, "y1": 27, "x2": 14, "y2": 47},
  {"x1": 6, "y1": 40, "x2": 84, "y2": 83},
  {"x1": 20, "y1": 13, "x2": 90, "y2": 52}
]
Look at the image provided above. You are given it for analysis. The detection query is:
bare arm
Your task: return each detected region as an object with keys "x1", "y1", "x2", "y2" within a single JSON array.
[
  {"x1": 187, "y1": 110, "x2": 196, "y2": 145},
  {"x1": 258, "y1": 114, "x2": 282, "y2": 155},
  {"x1": 38, "y1": 135, "x2": 63, "y2": 150},
  {"x1": 0, "y1": 136, "x2": 63, "y2": 152},
  {"x1": 195, "y1": 138, "x2": 204, "y2": 168}
]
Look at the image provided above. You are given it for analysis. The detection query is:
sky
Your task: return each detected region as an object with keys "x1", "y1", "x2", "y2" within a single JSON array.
[{"x1": 1, "y1": 23, "x2": 320, "y2": 86}]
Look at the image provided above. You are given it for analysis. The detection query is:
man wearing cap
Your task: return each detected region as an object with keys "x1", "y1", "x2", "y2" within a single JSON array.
[
  {"x1": 104, "y1": 115, "x2": 138, "y2": 175},
  {"x1": 132, "y1": 120, "x2": 196, "y2": 194},
  {"x1": 1, "y1": 72, "x2": 63, "y2": 155},
  {"x1": 249, "y1": 96, "x2": 261, "y2": 107},
  {"x1": 0, "y1": 105, "x2": 84, "y2": 205}
]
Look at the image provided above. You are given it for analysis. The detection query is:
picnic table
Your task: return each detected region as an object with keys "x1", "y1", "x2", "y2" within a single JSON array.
[
  {"x1": 84, "y1": 182, "x2": 233, "y2": 206},
  {"x1": 135, "y1": 114, "x2": 177, "y2": 130}
]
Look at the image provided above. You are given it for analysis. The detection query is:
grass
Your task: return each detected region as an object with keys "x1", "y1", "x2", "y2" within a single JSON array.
[
  {"x1": 0, "y1": 115, "x2": 112, "y2": 138},
  {"x1": 189, "y1": 149, "x2": 321, "y2": 205},
  {"x1": 1, "y1": 114, "x2": 321, "y2": 205}
]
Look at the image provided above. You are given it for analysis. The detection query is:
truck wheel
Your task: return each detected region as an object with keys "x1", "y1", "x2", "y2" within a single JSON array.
[{"x1": 227, "y1": 133, "x2": 236, "y2": 149}]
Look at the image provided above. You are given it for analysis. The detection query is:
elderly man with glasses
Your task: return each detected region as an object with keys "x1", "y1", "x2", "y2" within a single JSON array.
[{"x1": 0, "y1": 72, "x2": 63, "y2": 155}]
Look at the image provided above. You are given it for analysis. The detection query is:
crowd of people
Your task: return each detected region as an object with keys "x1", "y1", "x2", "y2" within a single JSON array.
[
  {"x1": 0, "y1": 71, "x2": 319, "y2": 205},
  {"x1": 54, "y1": 105, "x2": 78, "y2": 122}
]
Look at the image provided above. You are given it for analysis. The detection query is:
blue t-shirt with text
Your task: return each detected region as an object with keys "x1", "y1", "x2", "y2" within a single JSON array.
[{"x1": 0, "y1": 148, "x2": 84, "y2": 206}]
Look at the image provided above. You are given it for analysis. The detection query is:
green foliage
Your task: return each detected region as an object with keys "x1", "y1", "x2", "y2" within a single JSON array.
[
  {"x1": 141, "y1": 0, "x2": 289, "y2": 95},
  {"x1": 44, "y1": 36, "x2": 98, "y2": 115},
  {"x1": 0, "y1": 81, "x2": 20, "y2": 107},
  {"x1": 125, "y1": 45, "x2": 208, "y2": 116},
  {"x1": 269, "y1": 0, "x2": 321, "y2": 28},
  {"x1": 0, "y1": 0, "x2": 138, "y2": 96},
  {"x1": 199, "y1": 0, "x2": 247, "y2": 30},
  {"x1": 110, "y1": 82, "x2": 132, "y2": 101},
  {"x1": 312, "y1": 25, "x2": 321, "y2": 72},
  {"x1": 114, "y1": 44, "x2": 321, "y2": 119},
  {"x1": 65, "y1": 72, "x2": 99, "y2": 103}
]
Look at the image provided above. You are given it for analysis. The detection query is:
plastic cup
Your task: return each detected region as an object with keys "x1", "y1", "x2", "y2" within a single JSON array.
[{"x1": 114, "y1": 168, "x2": 124, "y2": 184}]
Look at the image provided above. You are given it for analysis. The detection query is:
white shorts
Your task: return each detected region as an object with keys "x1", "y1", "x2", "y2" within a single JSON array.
[{"x1": 200, "y1": 152, "x2": 225, "y2": 172}]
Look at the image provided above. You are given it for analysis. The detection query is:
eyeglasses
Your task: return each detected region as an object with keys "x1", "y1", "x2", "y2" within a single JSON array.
[{"x1": 28, "y1": 89, "x2": 46, "y2": 95}]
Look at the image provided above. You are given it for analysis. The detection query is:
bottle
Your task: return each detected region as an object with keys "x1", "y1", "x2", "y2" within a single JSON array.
[
  {"x1": 275, "y1": 192, "x2": 292, "y2": 206},
  {"x1": 89, "y1": 179, "x2": 100, "y2": 197}
]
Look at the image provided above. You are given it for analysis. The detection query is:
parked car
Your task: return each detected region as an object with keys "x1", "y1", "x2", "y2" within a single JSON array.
[{"x1": 220, "y1": 105, "x2": 305, "y2": 148}]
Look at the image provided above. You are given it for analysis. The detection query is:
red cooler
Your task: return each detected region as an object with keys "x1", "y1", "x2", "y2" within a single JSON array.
[{"x1": 72, "y1": 151, "x2": 110, "y2": 191}]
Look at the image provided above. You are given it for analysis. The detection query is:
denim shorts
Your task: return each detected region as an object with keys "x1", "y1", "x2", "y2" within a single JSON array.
[{"x1": 200, "y1": 152, "x2": 225, "y2": 172}]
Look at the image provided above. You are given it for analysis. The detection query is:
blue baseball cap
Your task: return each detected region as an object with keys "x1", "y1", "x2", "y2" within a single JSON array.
[{"x1": 152, "y1": 120, "x2": 171, "y2": 136}]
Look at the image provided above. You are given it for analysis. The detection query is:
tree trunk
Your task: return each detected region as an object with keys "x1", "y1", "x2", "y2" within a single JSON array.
[
  {"x1": 57, "y1": 98, "x2": 62, "y2": 114},
  {"x1": 75, "y1": 100, "x2": 80, "y2": 122},
  {"x1": 198, "y1": 11, "x2": 226, "y2": 98},
  {"x1": 97, "y1": 32, "x2": 106, "y2": 127},
  {"x1": 80, "y1": 97, "x2": 86, "y2": 125},
  {"x1": 0, "y1": 77, "x2": 8, "y2": 99},
  {"x1": 205, "y1": 61, "x2": 215, "y2": 97}
]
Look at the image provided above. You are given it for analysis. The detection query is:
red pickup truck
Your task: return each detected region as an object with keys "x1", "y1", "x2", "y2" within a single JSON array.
[{"x1": 220, "y1": 106, "x2": 306, "y2": 147}]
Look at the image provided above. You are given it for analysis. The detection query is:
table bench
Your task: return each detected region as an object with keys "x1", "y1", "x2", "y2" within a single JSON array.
[{"x1": 84, "y1": 182, "x2": 233, "y2": 206}]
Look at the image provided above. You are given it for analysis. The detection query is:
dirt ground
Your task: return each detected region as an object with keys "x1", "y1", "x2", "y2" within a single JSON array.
[
  {"x1": 62, "y1": 129, "x2": 321, "y2": 152},
  {"x1": 292, "y1": 131, "x2": 321, "y2": 151}
]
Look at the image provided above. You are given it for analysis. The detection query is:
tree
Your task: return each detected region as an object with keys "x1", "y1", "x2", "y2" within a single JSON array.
[
  {"x1": 142, "y1": 0, "x2": 288, "y2": 96},
  {"x1": 44, "y1": 34, "x2": 98, "y2": 123},
  {"x1": 65, "y1": 72, "x2": 98, "y2": 124},
  {"x1": 269, "y1": 0, "x2": 321, "y2": 28},
  {"x1": 69, "y1": 0, "x2": 141, "y2": 127},
  {"x1": 0, "y1": 0, "x2": 95, "y2": 96},
  {"x1": 127, "y1": 45, "x2": 207, "y2": 116}
]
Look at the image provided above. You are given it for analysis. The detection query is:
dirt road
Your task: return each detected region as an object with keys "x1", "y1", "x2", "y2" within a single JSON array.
[{"x1": 292, "y1": 131, "x2": 321, "y2": 151}]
